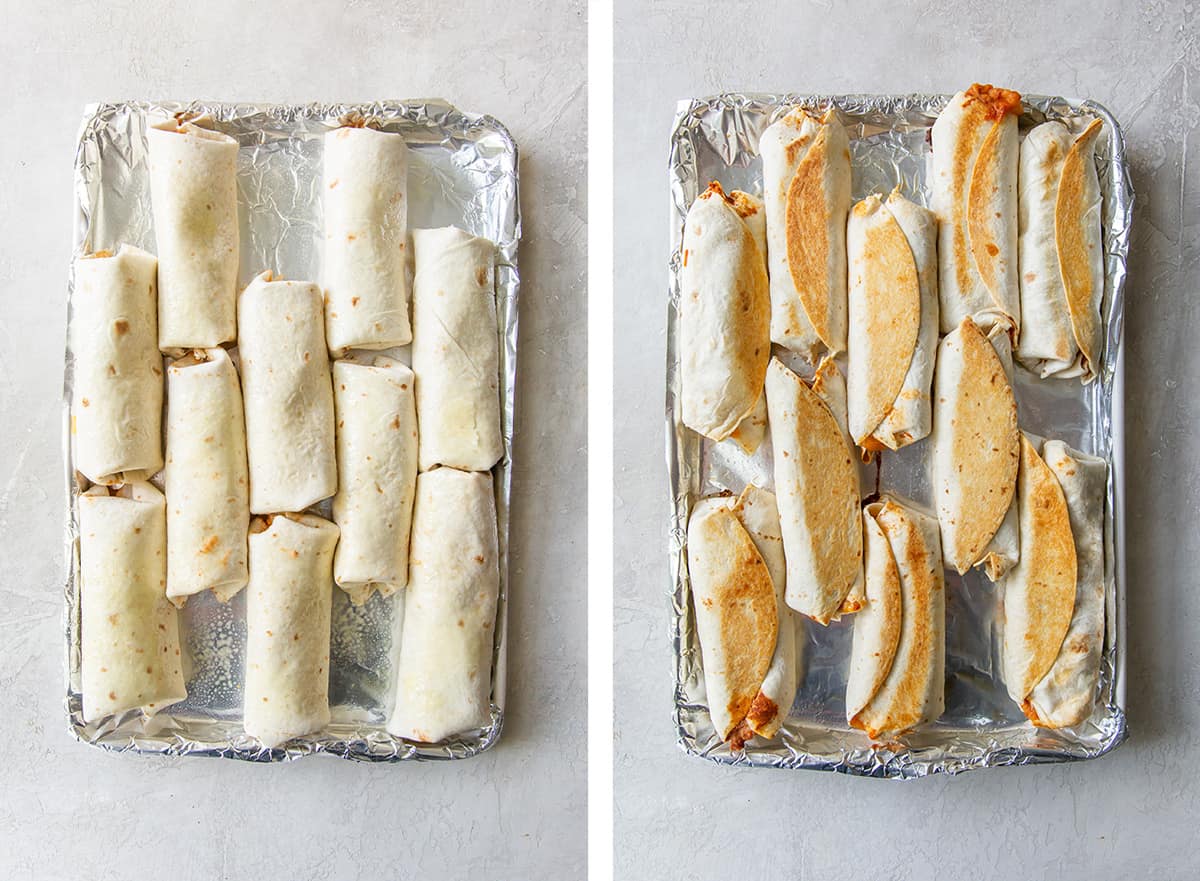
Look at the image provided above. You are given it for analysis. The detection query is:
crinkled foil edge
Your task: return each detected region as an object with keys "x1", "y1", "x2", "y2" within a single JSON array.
[
  {"x1": 666, "y1": 92, "x2": 1131, "y2": 778},
  {"x1": 63, "y1": 99, "x2": 520, "y2": 762}
]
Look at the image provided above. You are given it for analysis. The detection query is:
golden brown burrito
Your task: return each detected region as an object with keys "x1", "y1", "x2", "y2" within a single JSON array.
[
  {"x1": 1017, "y1": 117, "x2": 1105, "y2": 382},
  {"x1": 686, "y1": 495, "x2": 778, "y2": 743},
  {"x1": 931, "y1": 84, "x2": 1023, "y2": 335},
  {"x1": 759, "y1": 107, "x2": 851, "y2": 360},
  {"x1": 931, "y1": 316, "x2": 1020, "y2": 579},
  {"x1": 1003, "y1": 436, "x2": 1107, "y2": 728},
  {"x1": 679, "y1": 182, "x2": 770, "y2": 444},
  {"x1": 765, "y1": 356, "x2": 863, "y2": 623},
  {"x1": 846, "y1": 497, "x2": 945, "y2": 740},
  {"x1": 846, "y1": 191, "x2": 939, "y2": 455}
]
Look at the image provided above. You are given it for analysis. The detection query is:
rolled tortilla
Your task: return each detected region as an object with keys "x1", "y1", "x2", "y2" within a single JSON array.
[
  {"x1": 760, "y1": 107, "x2": 852, "y2": 359},
  {"x1": 71, "y1": 245, "x2": 163, "y2": 486},
  {"x1": 323, "y1": 125, "x2": 411, "y2": 353},
  {"x1": 846, "y1": 497, "x2": 945, "y2": 739},
  {"x1": 679, "y1": 182, "x2": 770, "y2": 443},
  {"x1": 242, "y1": 513, "x2": 338, "y2": 748},
  {"x1": 931, "y1": 84, "x2": 1023, "y2": 334},
  {"x1": 238, "y1": 272, "x2": 337, "y2": 514},
  {"x1": 686, "y1": 496, "x2": 777, "y2": 742},
  {"x1": 765, "y1": 356, "x2": 863, "y2": 623},
  {"x1": 1024, "y1": 441, "x2": 1107, "y2": 728},
  {"x1": 78, "y1": 482, "x2": 186, "y2": 722},
  {"x1": 331, "y1": 357, "x2": 418, "y2": 604},
  {"x1": 165, "y1": 347, "x2": 249, "y2": 604},
  {"x1": 147, "y1": 116, "x2": 239, "y2": 350},
  {"x1": 931, "y1": 316, "x2": 1020, "y2": 579},
  {"x1": 1002, "y1": 434, "x2": 1077, "y2": 708},
  {"x1": 411, "y1": 227, "x2": 503, "y2": 472},
  {"x1": 846, "y1": 191, "x2": 939, "y2": 454},
  {"x1": 1017, "y1": 118, "x2": 1105, "y2": 382},
  {"x1": 733, "y1": 485, "x2": 798, "y2": 743},
  {"x1": 388, "y1": 468, "x2": 501, "y2": 742}
]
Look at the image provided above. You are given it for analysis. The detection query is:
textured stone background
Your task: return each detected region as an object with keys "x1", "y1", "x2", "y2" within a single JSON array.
[
  {"x1": 615, "y1": 2, "x2": 1198, "y2": 878},
  {"x1": 0, "y1": 2, "x2": 586, "y2": 878}
]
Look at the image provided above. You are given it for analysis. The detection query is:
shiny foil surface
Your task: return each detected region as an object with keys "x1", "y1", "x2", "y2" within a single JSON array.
[
  {"x1": 667, "y1": 93, "x2": 1130, "y2": 777},
  {"x1": 64, "y1": 99, "x2": 520, "y2": 761}
]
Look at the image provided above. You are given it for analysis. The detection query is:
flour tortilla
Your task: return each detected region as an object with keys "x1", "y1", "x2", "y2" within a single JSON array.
[
  {"x1": 78, "y1": 482, "x2": 186, "y2": 722},
  {"x1": 147, "y1": 116, "x2": 239, "y2": 350},
  {"x1": 323, "y1": 125, "x2": 412, "y2": 353},
  {"x1": 331, "y1": 356, "x2": 418, "y2": 604},
  {"x1": 1017, "y1": 118, "x2": 1105, "y2": 382},
  {"x1": 847, "y1": 498, "x2": 945, "y2": 740},
  {"x1": 164, "y1": 347, "x2": 249, "y2": 604},
  {"x1": 242, "y1": 513, "x2": 338, "y2": 748},
  {"x1": 685, "y1": 496, "x2": 777, "y2": 742},
  {"x1": 411, "y1": 227, "x2": 503, "y2": 472},
  {"x1": 679, "y1": 182, "x2": 770, "y2": 443},
  {"x1": 238, "y1": 272, "x2": 337, "y2": 514},
  {"x1": 71, "y1": 245, "x2": 163, "y2": 486},
  {"x1": 733, "y1": 485, "x2": 798, "y2": 742},
  {"x1": 931, "y1": 85, "x2": 1022, "y2": 335},
  {"x1": 846, "y1": 191, "x2": 939, "y2": 454},
  {"x1": 931, "y1": 316, "x2": 1020, "y2": 579},
  {"x1": 1024, "y1": 441, "x2": 1107, "y2": 728},
  {"x1": 388, "y1": 468, "x2": 501, "y2": 743},
  {"x1": 765, "y1": 357, "x2": 863, "y2": 623},
  {"x1": 760, "y1": 107, "x2": 851, "y2": 359}
]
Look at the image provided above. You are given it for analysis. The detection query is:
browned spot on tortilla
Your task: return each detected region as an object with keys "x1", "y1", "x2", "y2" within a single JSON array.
[
  {"x1": 967, "y1": 120, "x2": 1006, "y2": 306},
  {"x1": 114, "y1": 320, "x2": 129, "y2": 335},
  {"x1": 81, "y1": 398, "x2": 90, "y2": 407},
  {"x1": 199, "y1": 535, "x2": 219, "y2": 554},
  {"x1": 688, "y1": 504, "x2": 778, "y2": 739},
  {"x1": 1009, "y1": 436, "x2": 1077, "y2": 701},
  {"x1": 390, "y1": 415, "x2": 400, "y2": 429},
  {"x1": 851, "y1": 198, "x2": 921, "y2": 445},
  {"x1": 855, "y1": 502, "x2": 941, "y2": 738},
  {"x1": 1055, "y1": 118, "x2": 1105, "y2": 379},
  {"x1": 351, "y1": 296, "x2": 360, "y2": 306},
  {"x1": 944, "y1": 318, "x2": 1019, "y2": 572},
  {"x1": 784, "y1": 124, "x2": 833, "y2": 345}
]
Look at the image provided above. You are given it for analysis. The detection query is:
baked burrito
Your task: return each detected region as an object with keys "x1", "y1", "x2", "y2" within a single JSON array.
[
  {"x1": 686, "y1": 495, "x2": 777, "y2": 744},
  {"x1": 411, "y1": 227, "x2": 504, "y2": 472},
  {"x1": 238, "y1": 272, "x2": 337, "y2": 514},
  {"x1": 765, "y1": 356, "x2": 864, "y2": 623},
  {"x1": 759, "y1": 107, "x2": 852, "y2": 359},
  {"x1": 679, "y1": 182, "x2": 770, "y2": 445},
  {"x1": 846, "y1": 497, "x2": 945, "y2": 740},
  {"x1": 1003, "y1": 436, "x2": 1107, "y2": 728},
  {"x1": 1017, "y1": 117, "x2": 1105, "y2": 382},
  {"x1": 147, "y1": 115, "x2": 239, "y2": 350},
  {"x1": 931, "y1": 316, "x2": 1020, "y2": 580},
  {"x1": 71, "y1": 246, "x2": 163, "y2": 486},
  {"x1": 931, "y1": 84, "x2": 1023, "y2": 335},
  {"x1": 78, "y1": 482, "x2": 186, "y2": 722},
  {"x1": 243, "y1": 513, "x2": 339, "y2": 748},
  {"x1": 332, "y1": 356, "x2": 418, "y2": 604},
  {"x1": 323, "y1": 125, "x2": 412, "y2": 353},
  {"x1": 388, "y1": 468, "x2": 501, "y2": 743},
  {"x1": 164, "y1": 347, "x2": 250, "y2": 605},
  {"x1": 846, "y1": 191, "x2": 939, "y2": 455}
]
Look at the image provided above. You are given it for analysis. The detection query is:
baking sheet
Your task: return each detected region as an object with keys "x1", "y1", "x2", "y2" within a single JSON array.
[
  {"x1": 667, "y1": 93, "x2": 1130, "y2": 777},
  {"x1": 63, "y1": 99, "x2": 520, "y2": 761}
]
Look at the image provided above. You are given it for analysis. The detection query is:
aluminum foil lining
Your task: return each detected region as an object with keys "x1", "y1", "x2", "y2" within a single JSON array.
[
  {"x1": 63, "y1": 99, "x2": 520, "y2": 762},
  {"x1": 667, "y1": 93, "x2": 1131, "y2": 778}
]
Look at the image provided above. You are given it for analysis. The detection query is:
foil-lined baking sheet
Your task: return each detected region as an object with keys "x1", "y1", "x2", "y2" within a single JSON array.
[
  {"x1": 667, "y1": 93, "x2": 1130, "y2": 777},
  {"x1": 64, "y1": 99, "x2": 520, "y2": 761}
]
